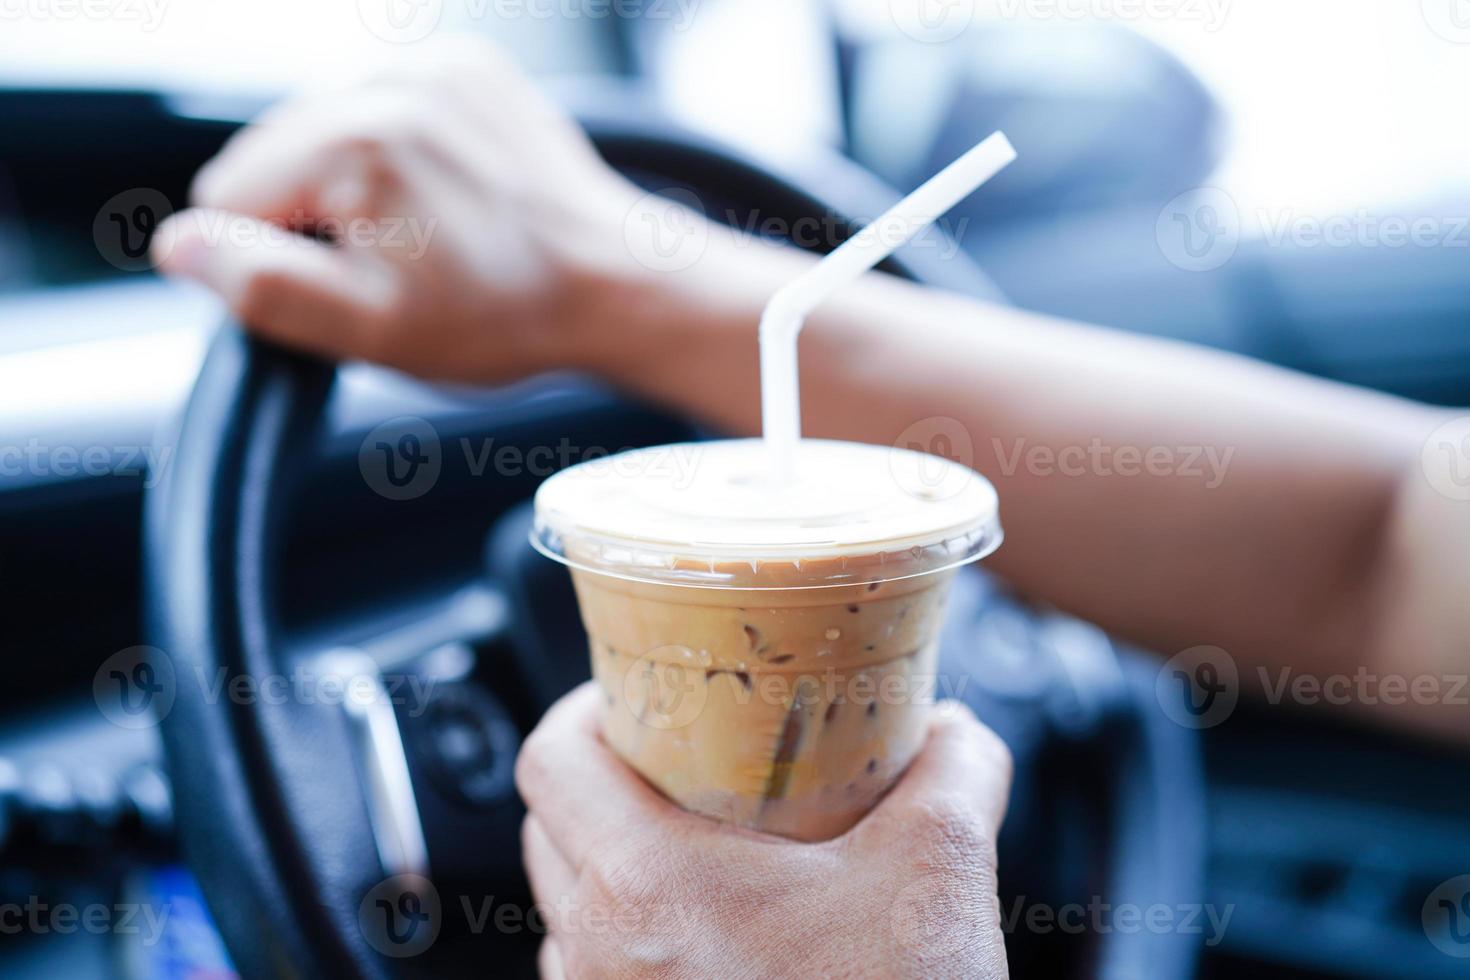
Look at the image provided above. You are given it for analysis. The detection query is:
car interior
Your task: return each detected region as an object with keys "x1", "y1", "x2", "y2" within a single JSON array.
[{"x1": 1, "y1": 3, "x2": 1469, "y2": 978}]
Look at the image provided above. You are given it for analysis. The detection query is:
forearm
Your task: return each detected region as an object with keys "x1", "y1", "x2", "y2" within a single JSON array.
[
  {"x1": 575, "y1": 230, "x2": 1440, "y2": 690},
  {"x1": 1366, "y1": 457, "x2": 1470, "y2": 741}
]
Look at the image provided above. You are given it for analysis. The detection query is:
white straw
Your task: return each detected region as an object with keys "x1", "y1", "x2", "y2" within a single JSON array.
[{"x1": 759, "y1": 132, "x2": 1017, "y2": 477}]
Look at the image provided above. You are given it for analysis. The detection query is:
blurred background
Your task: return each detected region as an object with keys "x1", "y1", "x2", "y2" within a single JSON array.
[{"x1": 1, "y1": 2, "x2": 1468, "y2": 978}]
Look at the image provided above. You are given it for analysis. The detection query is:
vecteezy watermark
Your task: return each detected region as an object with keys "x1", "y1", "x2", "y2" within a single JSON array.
[
  {"x1": 163, "y1": 207, "x2": 439, "y2": 262},
  {"x1": 1421, "y1": 415, "x2": 1470, "y2": 501},
  {"x1": 98, "y1": 194, "x2": 438, "y2": 273},
  {"x1": 889, "y1": 875, "x2": 995, "y2": 958},
  {"x1": 359, "y1": 422, "x2": 705, "y2": 501},
  {"x1": 622, "y1": 191, "x2": 973, "y2": 274},
  {"x1": 992, "y1": 437, "x2": 1235, "y2": 488},
  {"x1": 189, "y1": 663, "x2": 438, "y2": 716},
  {"x1": 895, "y1": 893, "x2": 1234, "y2": 959},
  {"x1": 888, "y1": 0, "x2": 977, "y2": 44},
  {"x1": 727, "y1": 209, "x2": 971, "y2": 262},
  {"x1": 622, "y1": 646, "x2": 711, "y2": 731},
  {"x1": 992, "y1": 0, "x2": 1230, "y2": 31},
  {"x1": 1422, "y1": 0, "x2": 1470, "y2": 44},
  {"x1": 1159, "y1": 187, "x2": 1470, "y2": 272},
  {"x1": 357, "y1": 0, "x2": 701, "y2": 44},
  {"x1": 1424, "y1": 875, "x2": 1470, "y2": 958},
  {"x1": 1257, "y1": 666, "x2": 1469, "y2": 709},
  {"x1": 357, "y1": 0, "x2": 444, "y2": 43},
  {"x1": 462, "y1": 438, "x2": 703, "y2": 488},
  {"x1": 1155, "y1": 645, "x2": 1239, "y2": 729},
  {"x1": 93, "y1": 188, "x2": 174, "y2": 273},
  {"x1": 623, "y1": 188, "x2": 710, "y2": 274},
  {"x1": 759, "y1": 211, "x2": 970, "y2": 261},
  {"x1": 0, "y1": 898, "x2": 171, "y2": 945},
  {"x1": 93, "y1": 646, "x2": 177, "y2": 731},
  {"x1": 0, "y1": 439, "x2": 173, "y2": 488},
  {"x1": 1156, "y1": 187, "x2": 1240, "y2": 273},
  {"x1": 891, "y1": 416, "x2": 977, "y2": 502},
  {"x1": 0, "y1": 0, "x2": 169, "y2": 31},
  {"x1": 459, "y1": 893, "x2": 694, "y2": 938},
  {"x1": 1255, "y1": 209, "x2": 1470, "y2": 251},
  {"x1": 999, "y1": 896, "x2": 1234, "y2": 946},
  {"x1": 93, "y1": 647, "x2": 439, "y2": 729},
  {"x1": 615, "y1": 647, "x2": 969, "y2": 732},
  {"x1": 1154, "y1": 649, "x2": 1470, "y2": 729},
  {"x1": 360, "y1": 417, "x2": 443, "y2": 501},
  {"x1": 489, "y1": 0, "x2": 700, "y2": 27},
  {"x1": 360, "y1": 875, "x2": 441, "y2": 958},
  {"x1": 358, "y1": 879, "x2": 698, "y2": 958}
]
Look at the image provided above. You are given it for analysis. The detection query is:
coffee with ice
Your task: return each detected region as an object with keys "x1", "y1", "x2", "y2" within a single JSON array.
[
  {"x1": 536, "y1": 133, "x2": 1014, "y2": 839},
  {"x1": 531, "y1": 437, "x2": 1000, "y2": 841}
]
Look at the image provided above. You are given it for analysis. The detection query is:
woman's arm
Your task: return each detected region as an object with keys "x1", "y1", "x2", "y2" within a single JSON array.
[
  {"x1": 574, "y1": 226, "x2": 1461, "y2": 740},
  {"x1": 155, "y1": 42, "x2": 1465, "y2": 741}
]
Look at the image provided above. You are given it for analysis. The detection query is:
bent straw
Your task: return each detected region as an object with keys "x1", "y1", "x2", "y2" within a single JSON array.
[{"x1": 759, "y1": 132, "x2": 1017, "y2": 477}]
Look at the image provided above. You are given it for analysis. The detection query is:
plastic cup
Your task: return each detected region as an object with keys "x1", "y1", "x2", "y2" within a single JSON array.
[{"x1": 531, "y1": 438, "x2": 1001, "y2": 841}]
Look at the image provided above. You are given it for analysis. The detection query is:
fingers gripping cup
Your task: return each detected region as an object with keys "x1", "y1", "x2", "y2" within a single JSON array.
[{"x1": 531, "y1": 438, "x2": 1001, "y2": 841}]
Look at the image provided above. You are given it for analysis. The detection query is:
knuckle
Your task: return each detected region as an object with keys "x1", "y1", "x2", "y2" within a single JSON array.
[
  {"x1": 942, "y1": 705, "x2": 1014, "y2": 786},
  {"x1": 189, "y1": 164, "x2": 228, "y2": 208},
  {"x1": 582, "y1": 849, "x2": 662, "y2": 912},
  {"x1": 908, "y1": 795, "x2": 992, "y2": 866},
  {"x1": 236, "y1": 268, "x2": 294, "y2": 326},
  {"x1": 341, "y1": 106, "x2": 430, "y2": 158},
  {"x1": 333, "y1": 134, "x2": 399, "y2": 177},
  {"x1": 518, "y1": 814, "x2": 538, "y2": 856},
  {"x1": 577, "y1": 855, "x2": 691, "y2": 974},
  {"x1": 350, "y1": 313, "x2": 401, "y2": 367},
  {"x1": 561, "y1": 941, "x2": 678, "y2": 980},
  {"x1": 372, "y1": 282, "x2": 414, "y2": 329},
  {"x1": 513, "y1": 727, "x2": 555, "y2": 801},
  {"x1": 969, "y1": 721, "x2": 1013, "y2": 783},
  {"x1": 556, "y1": 944, "x2": 599, "y2": 979}
]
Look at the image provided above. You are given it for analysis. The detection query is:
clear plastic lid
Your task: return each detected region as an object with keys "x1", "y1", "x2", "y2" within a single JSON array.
[{"x1": 530, "y1": 438, "x2": 1001, "y2": 590}]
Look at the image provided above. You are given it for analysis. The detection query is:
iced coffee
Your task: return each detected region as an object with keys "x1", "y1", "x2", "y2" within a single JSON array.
[{"x1": 532, "y1": 437, "x2": 1000, "y2": 841}]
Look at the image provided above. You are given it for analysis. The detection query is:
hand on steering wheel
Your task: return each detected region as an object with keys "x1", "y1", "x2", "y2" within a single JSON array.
[{"x1": 152, "y1": 38, "x2": 647, "y2": 384}]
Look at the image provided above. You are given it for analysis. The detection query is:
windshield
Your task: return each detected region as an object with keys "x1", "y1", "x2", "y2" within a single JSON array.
[{"x1": 0, "y1": 0, "x2": 623, "y2": 90}]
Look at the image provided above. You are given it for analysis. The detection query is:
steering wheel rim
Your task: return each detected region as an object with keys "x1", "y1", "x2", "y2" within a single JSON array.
[{"x1": 146, "y1": 110, "x2": 1203, "y2": 979}]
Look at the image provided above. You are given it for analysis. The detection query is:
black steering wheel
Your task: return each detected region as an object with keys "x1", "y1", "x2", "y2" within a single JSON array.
[{"x1": 145, "y1": 107, "x2": 1207, "y2": 979}]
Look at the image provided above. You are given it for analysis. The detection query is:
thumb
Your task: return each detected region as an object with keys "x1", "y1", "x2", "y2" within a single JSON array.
[
  {"x1": 854, "y1": 701, "x2": 1013, "y2": 848},
  {"x1": 152, "y1": 208, "x2": 397, "y2": 361}
]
